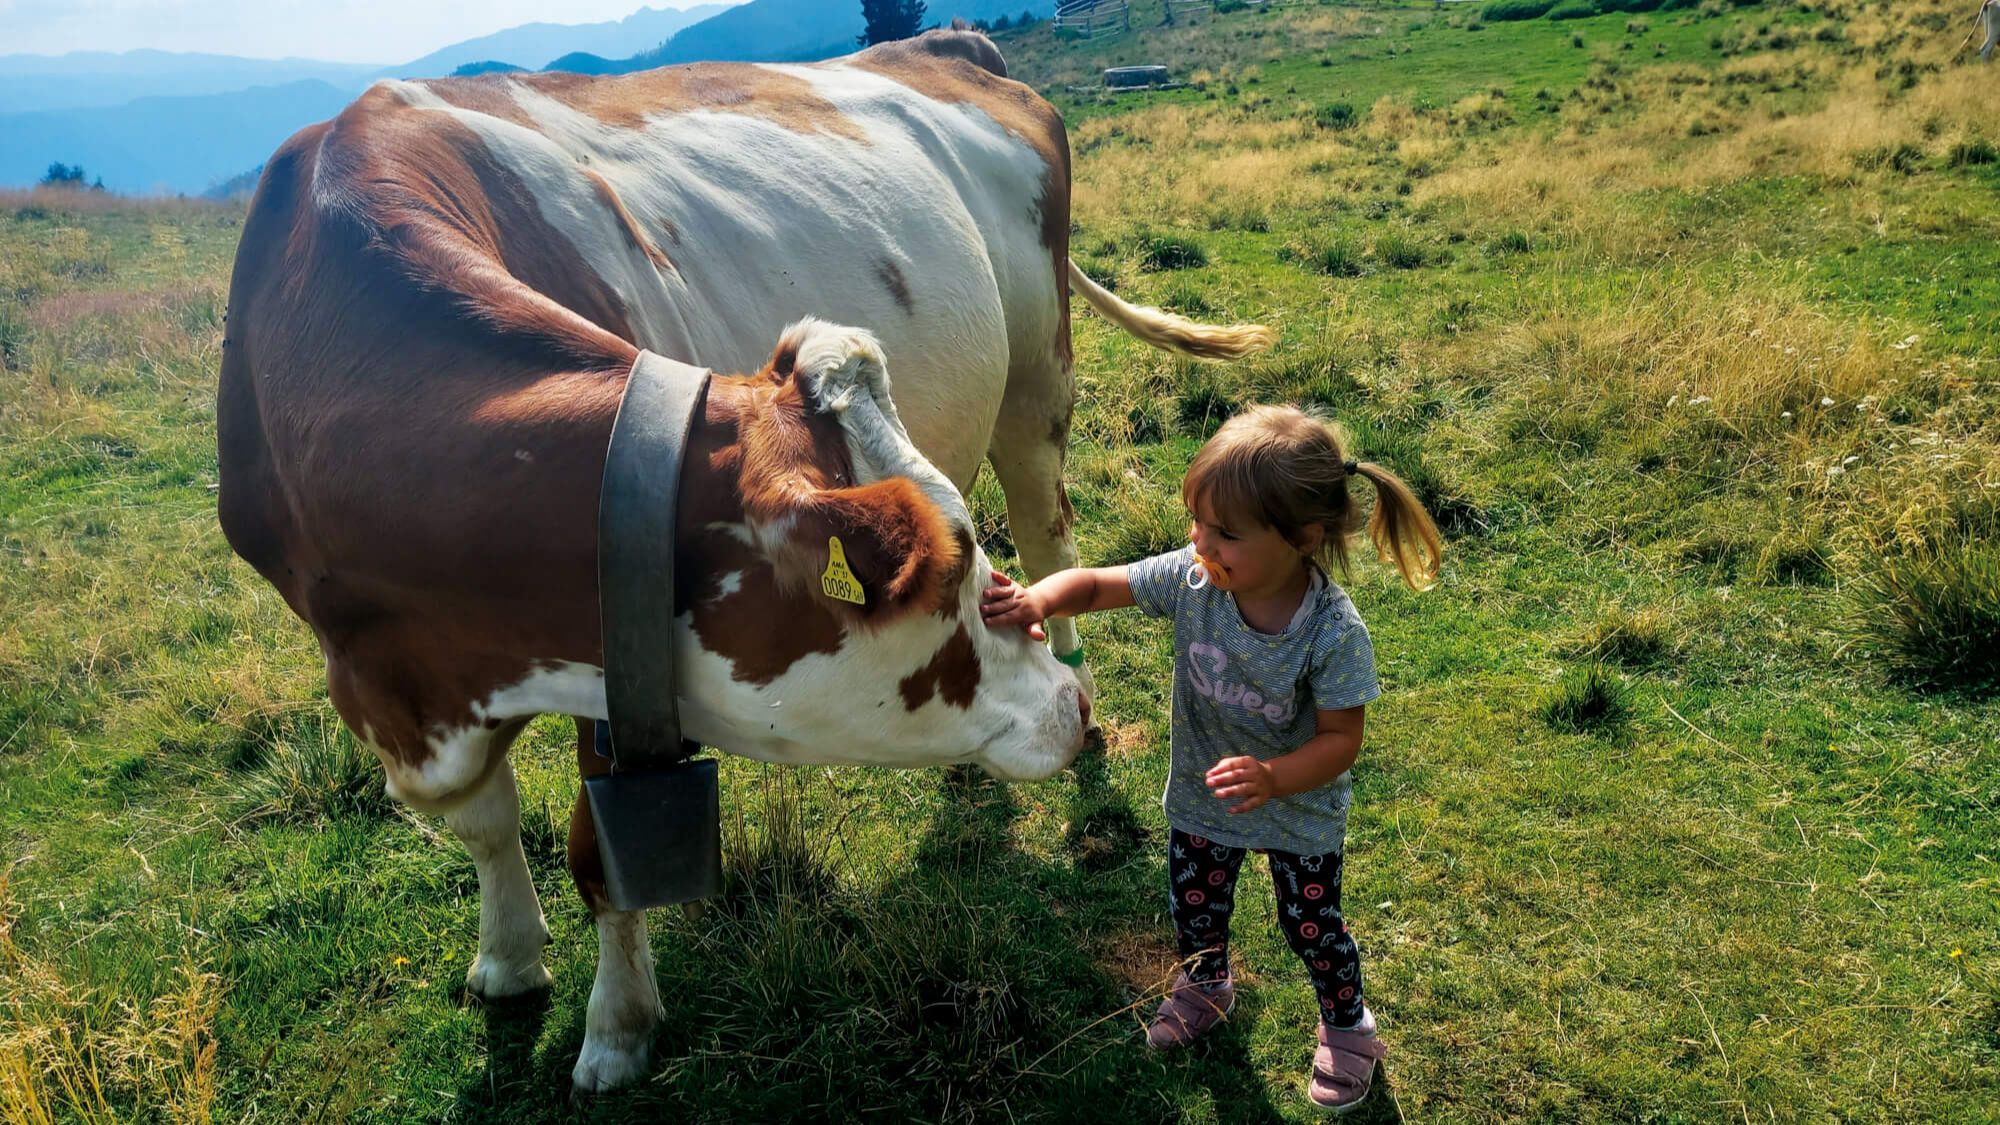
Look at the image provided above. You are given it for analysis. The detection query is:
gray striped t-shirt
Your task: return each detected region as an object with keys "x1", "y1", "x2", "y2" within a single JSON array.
[{"x1": 1128, "y1": 545, "x2": 1380, "y2": 854}]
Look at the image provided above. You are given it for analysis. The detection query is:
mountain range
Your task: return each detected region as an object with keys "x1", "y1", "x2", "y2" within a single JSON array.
[{"x1": 0, "y1": 0, "x2": 1053, "y2": 195}]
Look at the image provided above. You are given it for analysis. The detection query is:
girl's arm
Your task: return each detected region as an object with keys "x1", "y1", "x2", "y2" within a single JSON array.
[
  {"x1": 980, "y1": 566, "x2": 1135, "y2": 631},
  {"x1": 1206, "y1": 706, "x2": 1365, "y2": 815}
]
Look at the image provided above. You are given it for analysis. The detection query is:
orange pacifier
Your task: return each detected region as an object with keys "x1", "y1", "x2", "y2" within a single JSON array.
[{"x1": 1184, "y1": 553, "x2": 1230, "y2": 591}]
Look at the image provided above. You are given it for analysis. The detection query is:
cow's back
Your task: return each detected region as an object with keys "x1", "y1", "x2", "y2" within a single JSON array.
[{"x1": 374, "y1": 34, "x2": 1068, "y2": 487}]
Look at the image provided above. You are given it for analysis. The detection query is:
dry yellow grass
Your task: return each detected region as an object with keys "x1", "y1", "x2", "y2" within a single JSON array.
[
  {"x1": 1419, "y1": 52, "x2": 1999, "y2": 232},
  {"x1": 0, "y1": 868, "x2": 222, "y2": 1125}
]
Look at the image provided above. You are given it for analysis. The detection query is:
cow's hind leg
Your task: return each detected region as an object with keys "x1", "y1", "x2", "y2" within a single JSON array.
[
  {"x1": 566, "y1": 720, "x2": 666, "y2": 1094},
  {"x1": 986, "y1": 359, "x2": 1096, "y2": 703},
  {"x1": 441, "y1": 739, "x2": 554, "y2": 1002}
]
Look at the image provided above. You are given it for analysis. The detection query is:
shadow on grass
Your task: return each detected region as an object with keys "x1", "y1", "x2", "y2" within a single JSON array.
[
  {"x1": 1062, "y1": 731, "x2": 1151, "y2": 875},
  {"x1": 455, "y1": 988, "x2": 553, "y2": 1117},
  {"x1": 494, "y1": 748, "x2": 1307, "y2": 1122}
]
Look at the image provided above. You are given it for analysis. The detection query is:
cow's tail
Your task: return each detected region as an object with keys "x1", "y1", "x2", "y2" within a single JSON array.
[{"x1": 1066, "y1": 258, "x2": 1277, "y2": 361}]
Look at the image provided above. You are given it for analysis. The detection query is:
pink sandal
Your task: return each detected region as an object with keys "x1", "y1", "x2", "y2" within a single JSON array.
[
  {"x1": 1308, "y1": 1008, "x2": 1387, "y2": 1114},
  {"x1": 1145, "y1": 971, "x2": 1235, "y2": 1050}
]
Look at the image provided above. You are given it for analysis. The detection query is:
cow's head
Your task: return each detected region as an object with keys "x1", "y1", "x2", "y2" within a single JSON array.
[{"x1": 674, "y1": 319, "x2": 1088, "y2": 780}]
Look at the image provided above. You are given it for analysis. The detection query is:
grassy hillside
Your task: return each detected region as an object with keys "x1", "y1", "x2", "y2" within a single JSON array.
[{"x1": 3, "y1": 1, "x2": 1996, "y2": 1122}]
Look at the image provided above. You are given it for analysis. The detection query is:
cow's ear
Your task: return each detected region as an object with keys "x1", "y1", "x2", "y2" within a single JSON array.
[
  {"x1": 784, "y1": 478, "x2": 966, "y2": 620},
  {"x1": 762, "y1": 329, "x2": 800, "y2": 385}
]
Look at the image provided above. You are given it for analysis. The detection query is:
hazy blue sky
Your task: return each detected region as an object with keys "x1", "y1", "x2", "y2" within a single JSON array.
[{"x1": 0, "y1": 1, "x2": 720, "y2": 64}]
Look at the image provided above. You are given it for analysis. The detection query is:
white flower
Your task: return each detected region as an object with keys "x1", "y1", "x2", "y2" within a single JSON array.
[
  {"x1": 1667, "y1": 394, "x2": 1679, "y2": 407},
  {"x1": 1689, "y1": 395, "x2": 1712, "y2": 406},
  {"x1": 1821, "y1": 397, "x2": 1835, "y2": 407},
  {"x1": 1841, "y1": 455, "x2": 1860, "y2": 467},
  {"x1": 1781, "y1": 411, "x2": 1793, "y2": 419}
]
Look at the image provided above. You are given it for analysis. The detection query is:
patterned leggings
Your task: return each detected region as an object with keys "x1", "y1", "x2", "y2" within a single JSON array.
[{"x1": 1167, "y1": 827, "x2": 1364, "y2": 1029}]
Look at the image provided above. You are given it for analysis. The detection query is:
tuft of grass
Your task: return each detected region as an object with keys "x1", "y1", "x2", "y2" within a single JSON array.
[
  {"x1": 1680, "y1": 527, "x2": 1754, "y2": 579},
  {"x1": 1204, "y1": 202, "x2": 1269, "y2": 232},
  {"x1": 1281, "y1": 235, "x2": 1364, "y2": 277},
  {"x1": 1751, "y1": 530, "x2": 1832, "y2": 587},
  {"x1": 718, "y1": 766, "x2": 845, "y2": 912},
  {"x1": 1569, "y1": 607, "x2": 1674, "y2": 668},
  {"x1": 226, "y1": 713, "x2": 394, "y2": 826},
  {"x1": 1097, "y1": 479, "x2": 1190, "y2": 564},
  {"x1": 1373, "y1": 231, "x2": 1431, "y2": 269},
  {"x1": 1540, "y1": 663, "x2": 1634, "y2": 734},
  {"x1": 1486, "y1": 229, "x2": 1533, "y2": 256},
  {"x1": 1075, "y1": 256, "x2": 1119, "y2": 292},
  {"x1": 1136, "y1": 231, "x2": 1209, "y2": 272},
  {"x1": 1175, "y1": 377, "x2": 1242, "y2": 438},
  {"x1": 1314, "y1": 102, "x2": 1357, "y2": 131},
  {"x1": 1854, "y1": 143, "x2": 1926, "y2": 176},
  {"x1": 1124, "y1": 398, "x2": 1166, "y2": 444},
  {"x1": 1947, "y1": 139, "x2": 1997, "y2": 168},
  {"x1": 1851, "y1": 540, "x2": 2000, "y2": 695},
  {"x1": 1158, "y1": 280, "x2": 1218, "y2": 318}
]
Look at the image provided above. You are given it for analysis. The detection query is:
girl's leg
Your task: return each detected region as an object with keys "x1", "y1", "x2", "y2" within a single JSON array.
[
  {"x1": 1266, "y1": 848, "x2": 1364, "y2": 1028},
  {"x1": 1167, "y1": 828, "x2": 1247, "y2": 983}
]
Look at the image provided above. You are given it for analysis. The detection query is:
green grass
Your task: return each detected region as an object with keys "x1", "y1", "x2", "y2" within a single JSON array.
[{"x1": 4, "y1": 0, "x2": 2000, "y2": 1121}]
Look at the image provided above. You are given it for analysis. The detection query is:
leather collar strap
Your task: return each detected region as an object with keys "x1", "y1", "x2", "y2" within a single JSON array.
[{"x1": 598, "y1": 349, "x2": 712, "y2": 771}]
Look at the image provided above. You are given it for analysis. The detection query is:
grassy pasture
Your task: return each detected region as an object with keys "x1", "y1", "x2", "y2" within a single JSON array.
[{"x1": 3, "y1": 0, "x2": 1997, "y2": 1121}]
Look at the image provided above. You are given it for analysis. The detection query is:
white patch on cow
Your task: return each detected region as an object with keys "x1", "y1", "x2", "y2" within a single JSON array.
[
  {"x1": 573, "y1": 909, "x2": 664, "y2": 1093},
  {"x1": 670, "y1": 537, "x2": 1084, "y2": 781},
  {"x1": 386, "y1": 661, "x2": 608, "y2": 807},
  {"x1": 713, "y1": 571, "x2": 743, "y2": 600},
  {"x1": 706, "y1": 521, "x2": 755, "y2": 547},
  {"x1": 441, "y1": 758, "x2": 553, "y2": 1000}
]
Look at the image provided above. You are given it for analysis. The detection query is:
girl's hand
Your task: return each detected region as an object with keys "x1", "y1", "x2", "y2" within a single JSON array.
[
  {"x1": 1206, "y1": 756, "x2": 1275, "y2": 814},
  {"x1": 980, "y1": 570, "x2": 1047, "y2": 642}
]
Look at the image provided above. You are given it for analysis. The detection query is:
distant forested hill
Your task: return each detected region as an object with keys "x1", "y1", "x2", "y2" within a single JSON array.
[
  {"x1": 0, "y1": 80, "x2": 353, "y2": 195},
  {"x1": 0, "y1": 50, "x2": 380, "y2": 114},
  {"x1": 386, "y1": 3, "x2": 739, "y2": 76},
  {"x1": 624, "y1": 0, "x2": 1052, "y2": 69}
]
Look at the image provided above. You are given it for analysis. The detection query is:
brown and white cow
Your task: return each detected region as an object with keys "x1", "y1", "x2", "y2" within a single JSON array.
[{"x1": 217, "y1": 28, "x2": 1270, "y2": 1091}]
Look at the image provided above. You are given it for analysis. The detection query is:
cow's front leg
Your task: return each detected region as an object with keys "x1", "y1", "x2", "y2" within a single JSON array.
[
  {"x1": 441, "y1": 757, "x2": 553, "y2": 1000},
  {"x1": 572, "y1": 908, "x2": 665, "y2": 1093},
  {"x1": 566, "y1": 720, "x2": 665, "y2": 1093}
]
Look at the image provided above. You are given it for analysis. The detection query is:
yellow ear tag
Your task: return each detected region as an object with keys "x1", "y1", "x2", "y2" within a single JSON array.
[{"x1": 821, "y1": 537, "x2": 866, "y2": 605}]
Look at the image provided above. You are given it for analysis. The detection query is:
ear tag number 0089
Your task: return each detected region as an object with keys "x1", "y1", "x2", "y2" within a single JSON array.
[{"x1": 821, "y1": 537, "x2": 866, "y2": 605}]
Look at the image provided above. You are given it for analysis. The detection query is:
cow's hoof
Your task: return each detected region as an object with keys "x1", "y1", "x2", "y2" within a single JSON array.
[
  {"x1": 464, "y1": 957, "x2": 553, "y2": 1004},
  {"x1": 571, "y1": 1037, "x2": 651, "y2": 1094}
]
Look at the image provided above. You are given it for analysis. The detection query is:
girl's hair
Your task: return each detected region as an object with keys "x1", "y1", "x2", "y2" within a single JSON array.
[{"x1": 1181, "y1": 404, "x2": 1443, "y2": 591}]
